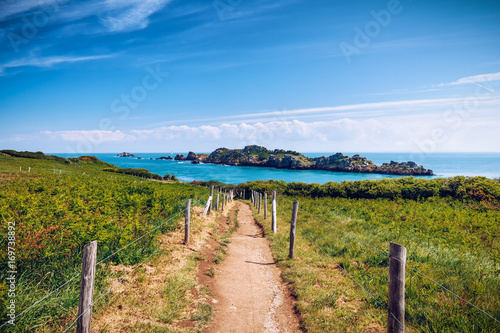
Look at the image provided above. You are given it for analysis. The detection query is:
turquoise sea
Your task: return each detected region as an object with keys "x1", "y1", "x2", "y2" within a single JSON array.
[{"x1": 55, "y1": 152, "x2": 500, "y2": 185}]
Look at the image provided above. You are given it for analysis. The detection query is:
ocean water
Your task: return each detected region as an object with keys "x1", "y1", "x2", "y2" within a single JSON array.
[{"x1": 55, "y1": 152, "x2": 500, "y2": 185}]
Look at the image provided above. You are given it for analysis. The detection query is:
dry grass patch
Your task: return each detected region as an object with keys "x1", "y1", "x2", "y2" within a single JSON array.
[{"x1": 91, "y1": 206, "x2": 221, "y2": 333}]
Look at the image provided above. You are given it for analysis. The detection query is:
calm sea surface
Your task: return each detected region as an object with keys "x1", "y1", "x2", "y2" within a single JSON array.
[{"x1": 55, "y1": 152, "x2": 500, "y2": 185}]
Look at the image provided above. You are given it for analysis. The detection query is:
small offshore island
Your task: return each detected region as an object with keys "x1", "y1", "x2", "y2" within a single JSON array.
[{"x1": 173, "y1": 145, "x2": 434, "y2": 176}]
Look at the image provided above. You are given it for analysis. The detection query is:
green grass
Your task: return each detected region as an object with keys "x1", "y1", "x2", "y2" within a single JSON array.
[
  {"x1": 0, "y1": 153, "x2": 209, "y2": 331},
  {"x1": 157, "y1": 274, "x2": 196, "y2": 324},
  {"x1": 251, "y1": 193, "x2": 500, "y2": 333}
]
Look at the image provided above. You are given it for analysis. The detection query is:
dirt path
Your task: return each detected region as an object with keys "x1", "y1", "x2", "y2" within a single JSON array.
[{"x1": 205, "y1": 201, "x2": 302, "y2": 333}]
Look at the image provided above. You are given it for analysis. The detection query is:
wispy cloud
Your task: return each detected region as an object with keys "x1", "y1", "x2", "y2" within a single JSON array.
[
  {"x1": 41, "y1": 130, "x2": 135, "y2": 142},
  {"x1": 439, "y1": 72, "x2": 500, "y2": 87},
  {"x1": 0, "y1": 54, "x2": 116, "y2": 75},
  {"x1": 0, "y1": 0, "x2": 57, "y2": 20},
  {"x1": 152, "y1": 97, "x2": 496, "y2": 127},
  {"x1": 100, "y1": 0, "x2": 172, "y2": 32}
]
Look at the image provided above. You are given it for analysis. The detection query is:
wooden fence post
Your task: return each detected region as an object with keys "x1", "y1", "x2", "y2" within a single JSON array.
[
  {"x1": 243, "y1": 189, "x2": 246, "y2": 200},
  {"x1": 258, "y1": 192, "x2": 262, "y2": 214},
  {"x1": 388, "y1": 242, "x2": 406, "y2": 333},
  {"x1": 76, "y1": 240, "x2": 97, "y2": 333},
  {"x1": 264, "y1": 193, "x2": 268, "y2": 219},
  {"x1": 208, "y1": 186, "x2": 214, "y2": 214},
  {"x1": 289, "y1": 200, "x2": 299, "y2": 259},
  {"x1": 203, "y1": 195, "x2": 212, "y2": 217},
  {"x1": 184, "y1": 199, "x2": 191, "y2": 245},
  {"x1": 272, "y1": 191, "x2": 277, "y2": 233},
  {"x1": 216, "y1": 193, "x2": 220, "y2": 211},
  {"x1": 221, "y1": 194, "x2": 225, "y2": 210}
]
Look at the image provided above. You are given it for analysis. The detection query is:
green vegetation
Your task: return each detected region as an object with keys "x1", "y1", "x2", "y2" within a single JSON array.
[
  {"x1": 250, "y1": 182, "x2": 500, "y2": 332},
  {"x1": 0, "y1": 152, "x2": 208, "y2": 331},
  {"x1": 238, "y1": 176, "x2": 500, "y2": 203}
]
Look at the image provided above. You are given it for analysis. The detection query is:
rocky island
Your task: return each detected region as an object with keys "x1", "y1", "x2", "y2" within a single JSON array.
[
  {"x1": 178, "y1": 145, "x2": 433, "y2": 176},
  {"x1": 117, "y1": 152, "x2": 135, "y2": 157}
]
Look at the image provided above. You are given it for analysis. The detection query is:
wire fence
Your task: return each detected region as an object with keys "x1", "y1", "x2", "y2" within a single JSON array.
[
  {"x1": 297, "y1": 205, "x2": 500, "y2": 326},
  {"x1": 0, "y1": 193, "x2": 209, "y2": 331},
  {"x1": 249, "y1": 192, "x2": 500, "y2": 331}
]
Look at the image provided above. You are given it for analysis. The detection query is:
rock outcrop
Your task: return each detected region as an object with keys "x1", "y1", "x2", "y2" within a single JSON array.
[
  {"x1": 196, "y1": 145, "x2": 433, "y2": 176},
  {"x1": 117, "y1": 152, "x2": 135, "y2": 157}
]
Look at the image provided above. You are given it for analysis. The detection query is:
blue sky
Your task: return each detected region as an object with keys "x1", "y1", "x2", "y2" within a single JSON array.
[{"x1": 0, "y1": 0, "x2": 499, "y2": 154}]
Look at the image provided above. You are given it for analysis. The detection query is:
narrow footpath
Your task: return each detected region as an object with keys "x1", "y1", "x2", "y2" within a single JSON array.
[{"x1": 205, "y1": 201, "x2": 302, "y2": 333}]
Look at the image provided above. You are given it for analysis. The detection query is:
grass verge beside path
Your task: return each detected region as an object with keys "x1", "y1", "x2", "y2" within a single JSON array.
[
  {"x1": 250, "y1": 199, "x2": 386, "y2": 333},
  {"x1": 249, "y1": 195, "x2": 500, "y2": 333},
  {"x1": 90, "y1": 205, "x2": 219, "y2": 332}
]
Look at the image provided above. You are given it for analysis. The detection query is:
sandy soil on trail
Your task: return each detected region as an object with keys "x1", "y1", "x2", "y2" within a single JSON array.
[{"x1": 205, "y1": 201, "x2": 302, "y2": 333}]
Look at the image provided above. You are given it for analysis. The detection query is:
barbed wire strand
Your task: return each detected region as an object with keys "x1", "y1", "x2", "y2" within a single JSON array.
[
  {"x1": 297, "y1": 205, "x2": 500, "y2": 326},
  {"x1": 299, "y1": 226, "x2": 410, "y2": 333},
  {"x1": 62, "y1": 246, "x2": 161, "y2": 333}
]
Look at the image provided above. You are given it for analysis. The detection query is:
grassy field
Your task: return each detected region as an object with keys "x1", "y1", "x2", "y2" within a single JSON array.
[
  {"x1": 0, "y1": 153, "x2": 210, "y2": 331},
  {"x1": 250, "y1": 189, "x2": 500, "y2": 332}
]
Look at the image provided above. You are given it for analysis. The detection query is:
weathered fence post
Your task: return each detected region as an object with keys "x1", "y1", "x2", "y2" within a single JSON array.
[
  {"x1": 243, "y1": 189, "x2": 246, "y2": 200},
  {"x1": 258, "y1": 192, "x2": 262, "y2": 214},
  {"x1": 208, "y1": 186, "x2": 214, "y2": 214},
  {"x1": 184, "y1": 199, "x2": 191, "y2": 244},
  {"x1": 76, "y1": 240, "x2": 97, "y2": 333},
  {"x1": 289, "y1": 200, "x2": 299, "y2": 259},
  {"x1": 272, "y1": 191, "x2": 277, "y2": 233},
  {"x1": 203, "y1": 195, "x2": 212, "y2": 217},
  {"x1": 264, "y1": 193, "x2": 268, "y2": 219},
  {"x1": 216, "y1": 193, "x2": 220, "y2": 211},
  {"x1": 388, "y1": 242, "x2": 406, "y2": 333},
  {"x1": 221, "y1": 194, "x2": 225, "y2": 210}
]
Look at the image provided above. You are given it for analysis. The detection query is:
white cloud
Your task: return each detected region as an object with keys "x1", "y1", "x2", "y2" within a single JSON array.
[
  {"x1": 0, "y1": 0, "x2": 58, "y2": 20},
  {"x1": 154, "y1": 96, "x2": 499, "y2": 127},
  {"x1": 7, "y1": 110, "x2": 500, "y2": 153},
  {"x1": 101, "y1": 0, "x2": 172, "y2": 32},
  {"x1": 440, "y1": 72, "x2": 500, "y2": 87},
  {"x1": 0, "y1": 54, "x2": 116, "y2": 75}
]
